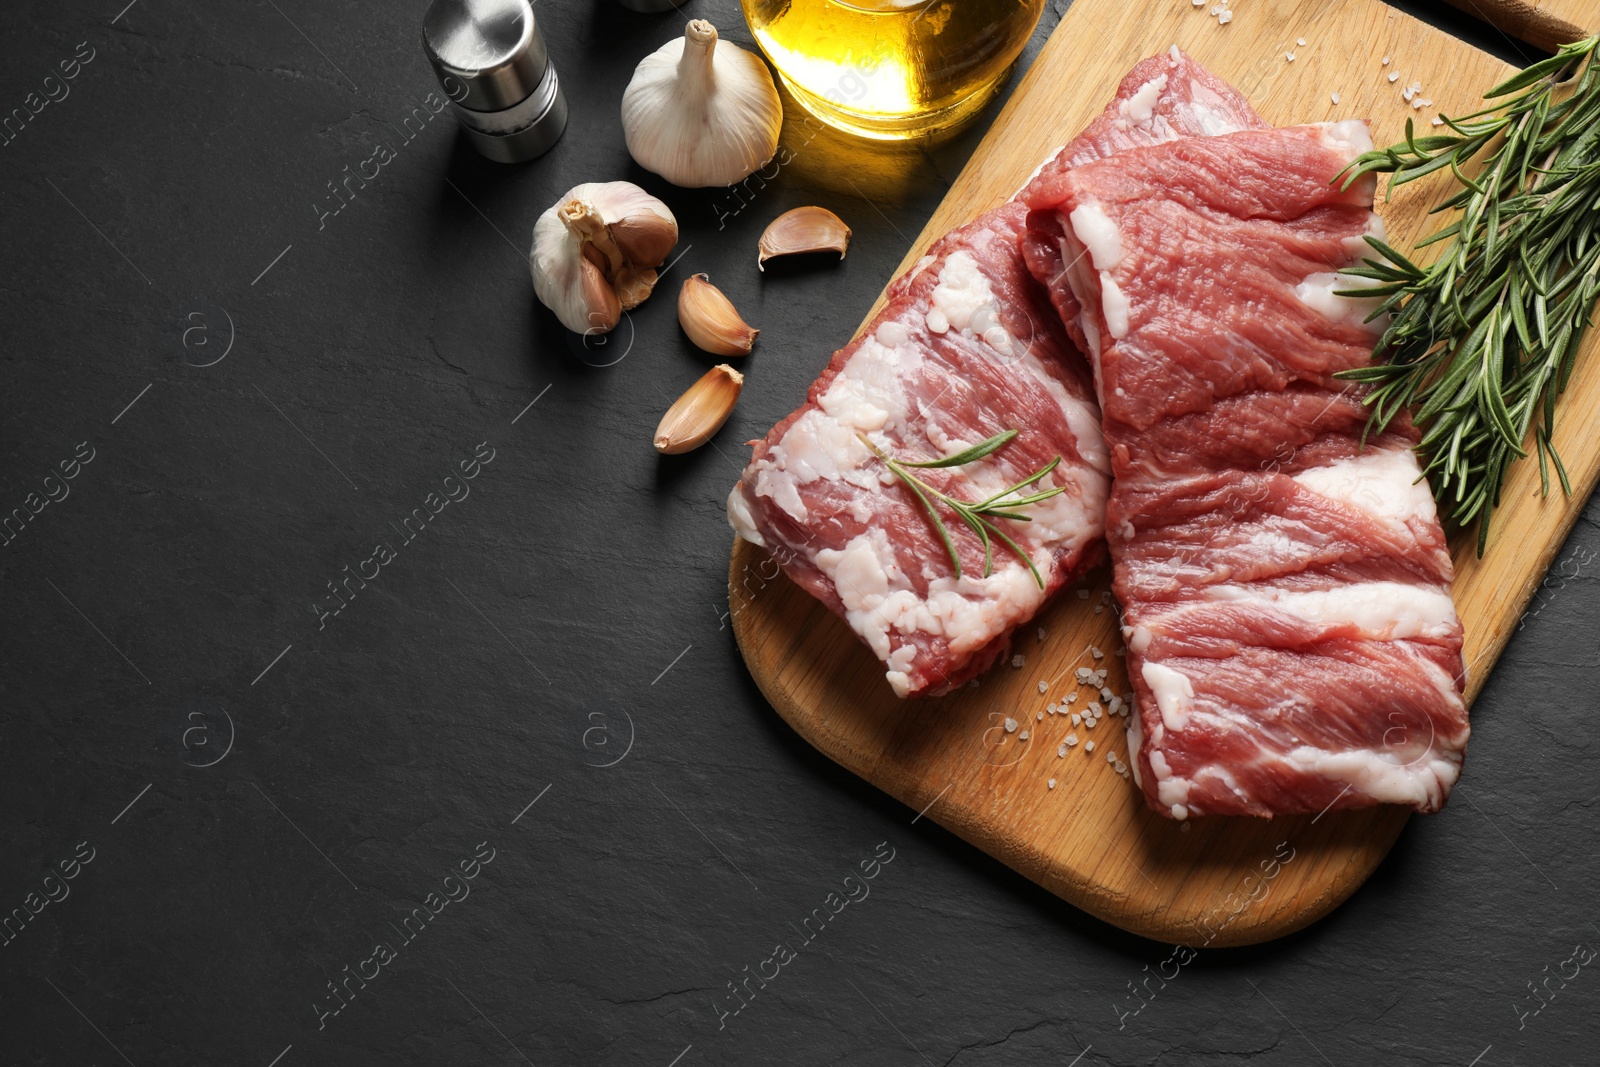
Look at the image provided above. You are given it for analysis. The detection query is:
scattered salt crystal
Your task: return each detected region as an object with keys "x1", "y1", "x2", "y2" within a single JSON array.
[
  {"x1": 1411, "y1": 81, "x2": 1422, "y2": 92},
  {"x1": 1297, "y1": 37, "x2": 1306, "y2": 45},
  {"x1": 1066, "y1": 692, "x2": 1078, "y2": 703},
  {"x1": 1107, "y1": 751, "x2": 1117, "y2": 763},
  {"x1": 1382, "y1": 55, "x2": 1391, "y2": 65},
  {"x1": 1090, "y1": 645, "x2": 1104, "y2": 660},
  {"x1": 1431, "y1": 117, "x2": 1444, "y2": 126},
  {"x1": 1101, "y1": 591, "x2": 1112, "y2": 604},
  {"x1": 1071, "y1": 713, "x2": 1082, "y2": 726},
  {"x1": 1012, "y1": 654, "x2": 1025, "y2": 668},
  {"x1": 1004, "y1": 717, "x2": 1018, "y2": 733},
  {"x1": 1085, "y1": 740, "x2": 1096, "y2": 753},
  {"x1": 1181, "y1": 822, "x2": 1191, "y2": 832},
  {"x1": 1093, "y1": 605, "x2": 1103, "y2": 615},
  {"x1": 1038, "y1": 681, "x2": 1048, "y2": 694},
  {"x1": 1192, "y1": 0, "x2": 1204, "y2": 6},
  {"x1": 1019, "y1": 730, "x2": 1029, "y2": 740},
  {"x1": 1209, "y1": 3, "x2": 1221, "y2": 12},
  {"x1": 1285, "y1": 52, "x2": 1295, "y2": 62},
  {"x1": 1037, "y1": 627, "x2": 1046, "y2": 641},
  {"x1": 1065, "y1": 733, "x2": 1079, "y2": 746},
  {"x1": 1331, "y1": 91, "x2": 1341, "y2": 104},
  {"x1": 1218, "y1": 10, "x2": 1232, "y2": 24},
  {"x1": 1087, "y1": 702, "x2": 1102, "y2": 715},
  {"x1": 1058, "y1": 744, "x2": 1068, "y2": 757},
  {"x1": 1100, "y1": 686, "x2": 1113, "y2": 701},
  {"x1": 1388, "y1": 72, "x2": 1399, "y2": 83},
  {"x1": 1411, "y1": 98, "x2": 1423, "y2": 109},
  {"x1": 1115, "y1": 760, "x2": 1127, "y2": 774},
  {"x1": 1077, "y1": 589, "x2": 1090, "y2": 600},
  {"x1": 1036, "y1": 711, "x2": 1044, "y2": 721},
  {"x1": 1048, "y1": 703, "x2": 1058, "y2": 714},
  {"x1": 1048, "y1": 778, "x2": 1057, "y2": 789},
  {"x1": 1076, "y1": 668, "x2": 1093, "y2": 681},
  {"x1": 968, "y1": 679, "x2": 980, "y2": 688},
  {"x1": 1420, "y1": 98, "x2": 1432, "y2": 107}
]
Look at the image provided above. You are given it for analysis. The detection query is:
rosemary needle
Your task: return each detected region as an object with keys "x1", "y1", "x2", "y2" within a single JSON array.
[
  {"x1": 858, "y1": 429, "x2": 1066, "y2": 589},
  {"x1": 1335, "y1": 34, "x2": 1600, "y2": 553}
]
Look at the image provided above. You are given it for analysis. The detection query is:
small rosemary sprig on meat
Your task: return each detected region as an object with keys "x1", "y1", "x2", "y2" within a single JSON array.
[
  {"x1": 1334, "y1": 34, "x2": 1600, "y2": 554},
  {"x1": 858, "y1": 429, "x2": 1065, "y2": 589}
]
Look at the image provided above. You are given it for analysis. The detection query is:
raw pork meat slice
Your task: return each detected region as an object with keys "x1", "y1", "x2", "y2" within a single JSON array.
[
  {"x1": 726, "y1": 50, "x2": 1261, "y2": 698},
  {"x1": 1018, "y1": 47, "x2": 1267, "y2": 355},
  {"x1": 728, "y1": 202, "x2": 1109, "y2": 697},
  {"x1": 1025, "y1": 122, "x2": 1470, "y2": 816}
]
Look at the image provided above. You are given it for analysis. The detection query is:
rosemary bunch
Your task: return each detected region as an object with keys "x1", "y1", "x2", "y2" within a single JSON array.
[
  {"x1": 1335, "y1": 34, "x2": 1600, "y2": 553},
  {"x1": 859, "y1": 430, "x2": 1066, "y2": 589}
]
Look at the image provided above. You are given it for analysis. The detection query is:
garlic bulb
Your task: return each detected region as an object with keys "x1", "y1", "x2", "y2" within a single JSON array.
[
  {"x1": 531, "y1": 181, "x2": 678, "y2": 335},
  {"x1": 621, "y1": 20, "x2": 782, "y2": 188}
]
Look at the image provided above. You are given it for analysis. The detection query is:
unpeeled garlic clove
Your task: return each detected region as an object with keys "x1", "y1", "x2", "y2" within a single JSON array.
[
  {"x1": 655, "y1": 364, "x2": 744, "y2": 454},
  {"x1": 531, "y1": 181, "x2": 678, "y2": 334},
  {"x1": 621, "y1": 20, "x2": 782, "y2": 188},
  {"x1": 758, "y1": 206, "x2": 852, "y2": 270},
  {"x1": 679, "y1": 274, "x2": 759, "y2": 356}
]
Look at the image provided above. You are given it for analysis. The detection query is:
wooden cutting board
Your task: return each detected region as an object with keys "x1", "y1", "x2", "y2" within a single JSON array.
[
  {"x1": 1444, "y1": 0, "x2": 1594, "y2": 53},
  {"x1": 731, "y1": 0, "x2": 1600, "y2": 946}
]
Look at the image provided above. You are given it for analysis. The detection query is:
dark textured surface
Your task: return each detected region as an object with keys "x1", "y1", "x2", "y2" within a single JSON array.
[{"x1": 1, "y1": 1, "x2": 1593, "y2": 1065}]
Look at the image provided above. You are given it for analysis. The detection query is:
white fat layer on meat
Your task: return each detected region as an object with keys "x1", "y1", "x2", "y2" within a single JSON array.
[
  {"x1": 727, "y1": 486, "x2": 764, "y2": 546},
  {"x1": 1293, "y1": 447, "x2": 1440, "y2": 527},
  {"x1": 1119, "y1": 74, "x2": 1170, "y2": 124},
  {"x1": 1315, "y1": 118, "x2": 1374, "y2": 161},
  {"x1": 1283, "y1": 745, "x2": 1460, "y2": 809},
  {"x1": 925, "y1": 251, "x2": 1015, "y2": 356},
  {"x1": 1142, "y1": 660, "x2": 1195, "y2": 731},
  {"x1": 1294, "y1": 271, "x2": 1387, "y2": 333},
  {"x1": 811, "y1": 528, "x2": 1048, "y2": 697},
  {"x1": 875, "y1": 320, "x2": 910, "y2": 347},
  {"x1": 1126, "y1": 707, "x2": 1145, "y2": 789},
  {"x1": 1068, "y1": 204, "x2": 1123, "y2": 270},
  {"x1": 1204, "y1": 581, "x2": 1460, "y2": 640},
  {"x1": 1101, "y1": 273, "x2": 1131, "y2": 339},
  {"x1": 1184, "y1": 81, "x2": 1244, "y2": 136},
  {"x1": 1126, "y1": 624, "x2": 1153, "y2": 653},
  {"x1": 1342, "y1": 213, "x2": 1388, "y2": 262}
]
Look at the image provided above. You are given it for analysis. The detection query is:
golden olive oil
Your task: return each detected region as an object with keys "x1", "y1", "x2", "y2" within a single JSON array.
[{"x1": 742, "y1": 0, "x2": 1046, "y2": 140}]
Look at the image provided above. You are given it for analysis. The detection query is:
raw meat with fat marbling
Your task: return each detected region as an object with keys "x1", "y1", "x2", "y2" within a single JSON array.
[
  {"x1": 727, "y1": 49, "x2": 1264, "y2": 697},
  {"x1": 1024, "y1": 120, "x2": 1471, "y2": 816}
]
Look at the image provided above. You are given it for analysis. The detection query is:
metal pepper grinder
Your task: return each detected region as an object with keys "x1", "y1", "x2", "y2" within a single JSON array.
[{"x1": 421, "y1": 0, "x2": 568, "y2": 163}]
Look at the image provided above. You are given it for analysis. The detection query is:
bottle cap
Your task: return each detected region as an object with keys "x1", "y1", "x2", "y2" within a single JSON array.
[{"x1": 422, "y1": 0, "x2": 567, "y2": 162}]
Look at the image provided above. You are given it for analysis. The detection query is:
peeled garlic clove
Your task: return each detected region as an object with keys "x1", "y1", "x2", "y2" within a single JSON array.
[
  {"x1": 758, "y1": 206, "x2": 852, "y2": 270},
  {"x1": 621, "y1": 20, "x2": 782, "y2": 188},
  {"x1": 679, "y1": 274, "x2": 759, "y2": 357},
  {"x1": 531, "y1": 181, "x2": 677, "y2": 334},
  {"x1": 655, "y1": 364, "x2": 744, "y2": 454}
]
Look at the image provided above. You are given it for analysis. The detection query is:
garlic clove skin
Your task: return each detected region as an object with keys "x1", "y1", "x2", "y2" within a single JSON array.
[
  {"x1": 531, "y1": 181, "x2": 678, "y2": 334},
  {"x1": 621, "y1": 20, "x2": 782, "y2": 189},
  {"x1": 679, "y1": 274, "x2": 759, "y2": 357},
  {"x1": 758, "y1": 206, "x2": 852, "y2": 270},
  {"x1": 655, "y1": 364, "x2": 744, "y2": 454}
]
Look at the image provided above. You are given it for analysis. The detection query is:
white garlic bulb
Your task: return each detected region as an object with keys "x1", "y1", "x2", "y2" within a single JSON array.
[
  {"x1": 621, "y1": 20, "x2": 782, "y2": 188},
  {"x1": 530, "y1": 181, "x2": 678, "y2": 335}
]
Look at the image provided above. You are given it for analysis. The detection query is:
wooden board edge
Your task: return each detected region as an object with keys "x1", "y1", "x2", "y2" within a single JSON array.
[{"x1": 1440, "y1": 0, "x2": 1592, "y2": 53}]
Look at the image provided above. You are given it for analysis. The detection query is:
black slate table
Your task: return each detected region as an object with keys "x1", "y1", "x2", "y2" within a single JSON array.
[{"x1": 3, "y1": 1, "x2": 1595, "y2": 1064}]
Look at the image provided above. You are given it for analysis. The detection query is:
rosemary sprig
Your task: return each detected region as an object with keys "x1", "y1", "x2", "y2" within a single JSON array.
[
  {"x1": 858, "y1": 429, "x2": 1066, "y2": 589},
  {"x1": 1334, "y1": 34, "x2": 1600, "y2": 553}
]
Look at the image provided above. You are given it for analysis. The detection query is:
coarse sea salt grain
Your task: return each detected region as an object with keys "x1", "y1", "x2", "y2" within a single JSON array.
[
  {"x1": 1038, "y1": 681, "x2": 1048, "y2": 694},
  {"x1": 1218, "y1": 11, "x2": 1232, "y2": 24},
  {"x1": 1036, "y1": 711, "x2": 1044, "y2": 721},
  {"x1": 1019, "y1": 730, "x2": 1029, "y2": 741},
  {"x1": 1048, "y1": 778, "x2": 1057, "y2": 789},
  {"x1": 1388, "y1": 72, "x2": 1399, "y2": 83},
  {"x1": 1090, "y1": 646, "x2": 1104, "y2": 660},
  {"x1": 1077, "y1": 589, "x2": 1090, "y2": 600},
  {"x1": 1037, "y1": 627, "x2": 1046, "y2": 641},
  {"x1": 1065, "y1": 733, "x2": 1079, "y2": 746},
  {"x1": 1115, "y1": 760, "x2": 1127, "y2": 774},
  {"x1": 1004, "y1": 717, "x2": 1018, "y2": 733},
  {"x1": 1085, "y1": 740, "x2": 1096, "y2": 753},
  {"x1": 1297, "y1": 36, "x2": 1306, "y2": 45},
  {"x1": 1382, "y1": 55, "x2": 1391, "y2": 65},
  {"x1": 1107, "y1": 751, "x2": 1117, "y2": 763},
  {"x1": 1012, "y1": 654, "x2": 1025, "y2": 668},
  {"x1": 1331, "y1": 91, "x2": 1341, "y2": 104},
  {"x1": 1071, "y1": 713, "x2": 1082, "y2": 726},
  {"x1": 1285, "y1": 52, "x2": 1295, "y2": 62},
  {"x1": 1432, "y1": 117, "x2": 1444, "y2": 126},
  {"x1": 1058, "y1": 743, "x2": 1068, "y2": 757}
]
